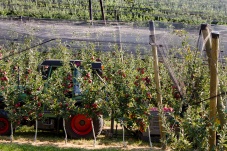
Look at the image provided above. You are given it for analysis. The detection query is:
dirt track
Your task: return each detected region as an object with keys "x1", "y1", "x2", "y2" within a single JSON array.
[{"x1": 0, "y1": 18, "x2": 187, "y2": 56}]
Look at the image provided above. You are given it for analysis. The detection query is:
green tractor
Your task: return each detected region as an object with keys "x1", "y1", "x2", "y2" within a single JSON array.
[{"x1": 0, "y1": 59, "x2": 104, "y2": 139}]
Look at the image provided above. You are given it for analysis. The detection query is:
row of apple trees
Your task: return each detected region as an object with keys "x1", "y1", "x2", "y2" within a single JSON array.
[{"x1": 0, "y1": 35, "x2": 226, "y2": 149}]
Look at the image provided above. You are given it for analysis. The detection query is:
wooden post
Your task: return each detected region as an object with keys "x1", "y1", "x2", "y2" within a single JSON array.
[
  {"x1": 208, "y1": 31, "x2": 219, "y2": 150},
  {"x1": 99, "y1": 0, "x2": 106, "y2": 25},
  {"x1": 202, "y1": 24, "x2": 226, "y2": 145},
  {"x1": 88, "y1": 0, "x2": 93, "y2": 24},
  {"x1": 149, "y1": 21, "x2": 166, "y2": 149},
  {"x1": 201, "y1": 24, "x2": 226, "y2": 149}
]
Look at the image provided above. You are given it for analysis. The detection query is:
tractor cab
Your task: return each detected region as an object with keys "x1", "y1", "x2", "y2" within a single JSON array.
[{"x1": 39, "y1": 59, "x2": 103, "y2": 98}]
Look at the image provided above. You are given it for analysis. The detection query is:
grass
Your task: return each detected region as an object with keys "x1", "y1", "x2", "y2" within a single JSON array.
[
  {"x1": 0, "y1": 143, "x2": 128, "y2": 151},
  {"x1": 0, "y1": 0, "x2": 227, "y2": 24}
]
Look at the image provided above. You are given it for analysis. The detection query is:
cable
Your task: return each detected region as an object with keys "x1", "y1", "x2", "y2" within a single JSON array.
[
  {"x1": 2, "y1": 38, "x2": 56, "y2": 60},
  {"x1": 192, "y1": 91, "x2": 227, "y2": 106}
]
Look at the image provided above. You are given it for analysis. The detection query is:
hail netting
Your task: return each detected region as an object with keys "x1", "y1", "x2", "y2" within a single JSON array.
[{"x1": 0, "y1": 19, "x2": 227, "y2": 106}]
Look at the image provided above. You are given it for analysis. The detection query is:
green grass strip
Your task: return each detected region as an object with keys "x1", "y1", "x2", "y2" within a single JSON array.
[{"x1": 0, "y1": 142, "x2": 121, "y2": 151}]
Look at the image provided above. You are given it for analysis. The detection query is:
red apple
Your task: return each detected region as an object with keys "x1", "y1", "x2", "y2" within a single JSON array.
[
  {"x1": 92, "y1": 103, "x2": 97, "y2": 109},
  {"x1": 67, "y1": 83, "x2": 73, "y2": 88},
  {"x1": 134, "y1": 81, "x2": 139, "y2": 86},
  {"x1": 15, "y1": 102, "x2": 20, "y2": 108},
  {"x1": 96, "y1": 58, "x2": 101, "y2": 62},
  {"x1": 59, "y1": 102, "x2": 63, "y2": 107},
  {"x1": 122, "y1": 73, "x2": 126, "y2": 78},
  {"x1": 37, "y1": 102, "x2": 41, "y2": 107},
  {"x1": 85, "y1": 104, "x2": 90, "y2": 108},
  {"x1": 23, "y1": 116, "x2": 29, "y2": 120},
  {"x1": 125, "y1": 94, "x2": 129, "y2": 98},
  {"x1": 146, "y1": 92, "x2": 152, "y2": 99},
  {"x1": 134, "y1": 97, "x2": 139, "y2": 101},
  {"x1": 17, "y1": 120, "x2": 20, "y2": 125},
  {"x1": 140, "y1": 68, "x2": 145, "y2": 74},
  {"x1": 26, "y1": 69, "x2": 31, "y2": 74},
  {"x1": 37, "y1": 86, "x2": 42, "y2": 91},
  {"x1": 86, "y1": 73, "x2": 91, "y2": 78},
  {"x1": 64, "y1": 89, "x2": 69, "y2": 94},
  {"x1": 38, "y1": 113, "x2": 43, "y2": 117}
]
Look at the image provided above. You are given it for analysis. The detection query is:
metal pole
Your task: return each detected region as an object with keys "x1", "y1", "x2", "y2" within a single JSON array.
[
  {"x1": 89, "y1": 0, "x2": 93, "y2": 24},
  {"x1": 117, "y1": 26, "x2": 122, "y2": 52},
  {"x1": 99, "y1": 0, "x2": 106, "y2": 25},
  {"x1": 208, "y1": 31, "x2": 219, "y2": 150},
  {"x1": 149, "y1": 21, "x2": 166, "y2": 149}
]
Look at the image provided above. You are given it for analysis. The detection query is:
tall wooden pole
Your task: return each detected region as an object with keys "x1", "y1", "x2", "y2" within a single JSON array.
[
  {"x1": 208, "y1": 31, "x2": 219, "y2": 150},
  {"x1": 149, "y1": 21, "x2": 166, "y2": 149},
  {"x1": 202, "y1": 24, "x2": 226, "y2": 129},
  {"x1": 201, "y1": 24, "x2": 226, "y2": 149}
]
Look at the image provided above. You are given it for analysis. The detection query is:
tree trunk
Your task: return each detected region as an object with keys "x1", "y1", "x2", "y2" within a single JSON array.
[
  {"x1": 63, "y1": 118, "x2": 67, "y2": 144},
  {"x1": 91, "y1": 119, "x2": 96, "y2": 147},
  {"x1": 10, "y1": 122, "x2": 13, "y2": 143},
  {"x1": 34, "y1": 119, "x2": 38, "y2": 142}
]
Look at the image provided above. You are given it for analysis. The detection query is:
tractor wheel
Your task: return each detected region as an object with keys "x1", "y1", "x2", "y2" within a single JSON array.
[
  {"x1": 0, "y1": 110, "x2": 11, "y2": 135},
  {"x1": 65, "y1": 114, "x2": 103, "y2": 139}
]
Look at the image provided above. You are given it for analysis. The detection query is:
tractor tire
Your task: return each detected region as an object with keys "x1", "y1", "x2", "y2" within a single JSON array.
[
  {"x1": 65, "y1": 114, "x2": 103, "y2": 139},
  {"x1": 0, "y1": 110, "x2": 11, "y2": 136}
]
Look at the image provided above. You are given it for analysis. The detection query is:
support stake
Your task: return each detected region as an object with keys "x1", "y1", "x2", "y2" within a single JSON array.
[
  {"x1": 149, "y1": 20, "x2": 166, "y2": 149},
  {"x1": 208, "y1": 31, "x2": 219, "y2": 150}
]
